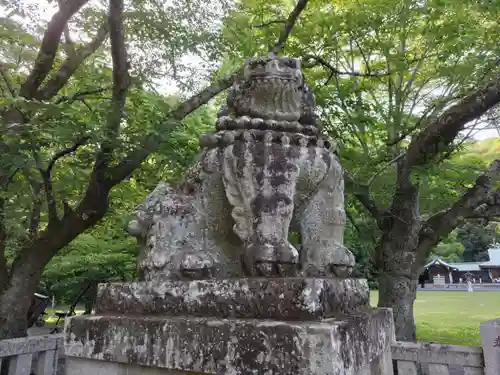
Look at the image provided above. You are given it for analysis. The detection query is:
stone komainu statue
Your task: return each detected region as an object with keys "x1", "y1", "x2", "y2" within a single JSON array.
[{"x1": 127, "y1": 56, "x2": 355, "y2": 280}]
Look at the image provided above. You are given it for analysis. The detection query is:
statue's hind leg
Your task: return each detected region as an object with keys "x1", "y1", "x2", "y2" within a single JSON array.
[{"x1": 299, "y1": 154, "x2": 355, "y2": 277}]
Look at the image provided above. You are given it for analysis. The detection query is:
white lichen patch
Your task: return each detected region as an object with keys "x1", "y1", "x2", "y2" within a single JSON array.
[{"x1": 297, "y1": 279, "x2": 323, "y2": 313}]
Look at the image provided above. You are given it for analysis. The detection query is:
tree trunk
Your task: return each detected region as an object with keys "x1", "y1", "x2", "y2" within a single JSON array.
[
  {"x1": 378, "y1": 271, "x2": 418, "y2": 341},
  {"x1": 376, "y1": 162, "x2": 421, "y2": 341},
  {"x1": 0, "y1": 261, "x2": 45, "y2": 339}
]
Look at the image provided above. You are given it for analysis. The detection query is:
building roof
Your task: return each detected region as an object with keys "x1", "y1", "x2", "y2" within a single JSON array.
[
  {"x1": 425, "y1": 244, "x2": 500, "y2": 272},
  {"x1": 424, "y1": 257, "x2": 458, "y2": 270},
  {"x1": 449, "y1": 262, "x2": 482, "y2": 271},
  {"x1": 479, "y1": 244, "x2": 500, "y2": 267}
]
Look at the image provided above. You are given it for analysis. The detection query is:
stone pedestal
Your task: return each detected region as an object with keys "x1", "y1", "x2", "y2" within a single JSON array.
[
  {"x1": 480, "y1": 318, "x2": 500, "y2": 375},
  {"x1": 64, "y1": 278, "x2": 394, "y2": 375}
]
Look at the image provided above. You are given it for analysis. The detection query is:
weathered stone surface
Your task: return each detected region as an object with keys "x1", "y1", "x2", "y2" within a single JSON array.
[
  {"x1": 480, "y1": 317, "x2": 500, "y2": 375},
  {"x1": 95, "y1": 278, "x2": 370, "y2": 320},
  {"x1": 65, "y1": 308, "x2": 394, "y2": 375},
  {"x1": 126, "y1": 55, "x2": 355, "y2": 281},
  {"x1": 66, "y1": 358, "x2": 205, "y2": 375}
]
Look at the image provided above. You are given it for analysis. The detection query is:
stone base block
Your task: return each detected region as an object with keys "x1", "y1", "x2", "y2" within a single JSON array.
[
  {"x1": 64, "y1": 308, "x2": 394, "y2": 375},
  {"x1": 95, "y1": 277, "x2": 370, "y2": 320}
]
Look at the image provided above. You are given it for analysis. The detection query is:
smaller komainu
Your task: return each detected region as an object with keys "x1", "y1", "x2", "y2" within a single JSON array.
[{"x1": 127, "y1": 56, "x2": 355, "y2": 281}]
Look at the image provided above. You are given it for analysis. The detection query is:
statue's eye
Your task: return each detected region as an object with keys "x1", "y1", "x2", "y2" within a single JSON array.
[{"x1": 286, "y1": 59, "x2": 297, "y2": 69}]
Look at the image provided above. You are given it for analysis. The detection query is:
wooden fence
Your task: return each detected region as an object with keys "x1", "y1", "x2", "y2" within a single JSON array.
[
  {"x1": 0, "y1": 334, "x2": 63, "y2": 375},
  {"x1": 391, "y1": 318, "x2": 500, "y2": 375},
  {"x1": 392, "y1": 342, "x2": 484, "y2": 375}
]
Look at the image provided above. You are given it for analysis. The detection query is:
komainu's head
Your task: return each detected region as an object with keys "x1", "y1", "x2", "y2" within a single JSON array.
[{"x1": 227, "y1": 55, "x2": 316, "y2": 125}]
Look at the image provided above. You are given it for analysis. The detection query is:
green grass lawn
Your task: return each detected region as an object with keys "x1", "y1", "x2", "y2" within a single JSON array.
[{"x1": 370, "y1": 290, "x2": 500, "y2": 346}]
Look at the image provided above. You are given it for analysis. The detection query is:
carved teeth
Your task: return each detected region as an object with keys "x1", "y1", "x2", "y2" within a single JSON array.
[
  {"x1": 219, "y1": 116, "x2": 233, "y2": 125},
  {"x1": 303, "y1": 125, "x2": 318, "y2": 135},
  {"x1": 281, "y1": 134, "x2": 290, "y2": 146},
  {"x1": 242, "y1": 131, "x2": 252, "y2": 142},
  {"x1": 251, "y1": 117, "x2": 265, "y2": 128},
  {"x1": 264, "y1": 131, "x2": 273, "y2": 144},
  {"x1": 235, "y1": 117, "x2": 247, "y2": 128},
  {"x1": 267, "y1": 120, "x2": 277, "y2": 128}
]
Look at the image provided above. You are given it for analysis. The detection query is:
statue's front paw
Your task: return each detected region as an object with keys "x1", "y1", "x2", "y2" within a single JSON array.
[
  {"x1": 329, "y1": 245, "x2": 355, "y2": 278},
  {"x1": 303, "y1": 244, "x2": 355, "y2": 278},
  {"x1": 245, "y1": 241, "x2": 299, "y2": 277}
]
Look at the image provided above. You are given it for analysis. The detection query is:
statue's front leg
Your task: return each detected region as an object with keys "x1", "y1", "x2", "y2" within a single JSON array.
[
  {"x1": 248, "y1": 156, "x2": 300, "y2": 277},
  {"x1": 223, "y1": 139, "x2": 300, "y2": 277},
  {"x1": 300, "y1": 153, "x2": 355, "y2": 277}
]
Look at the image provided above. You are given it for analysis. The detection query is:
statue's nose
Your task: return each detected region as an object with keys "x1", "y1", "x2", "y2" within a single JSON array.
[{"x1": 270, "y1": 59, "x2": 286, "y2": 73}]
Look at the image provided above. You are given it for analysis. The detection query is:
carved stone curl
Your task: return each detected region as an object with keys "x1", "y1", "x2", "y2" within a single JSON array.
[{"x1": 127, "y1": 55, "x2": 355, "y2": 281}]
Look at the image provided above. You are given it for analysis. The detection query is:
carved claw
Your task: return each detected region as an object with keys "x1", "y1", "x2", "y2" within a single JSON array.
[
  {"x1": 245, "y1": 242, "x2": 299, "y2": 277},
  {"x1": 254, "y1": 262, "x2": 298, "y2": 277},
  {"x1": 302, "y1": 244, "x2": 356, "y2": 278},
  {"x1": 253, "y1": 242, "x2": 299, "y2": 264},
  {"x1": 255, "y1": 262, "x2": 274, "y2": 277}
]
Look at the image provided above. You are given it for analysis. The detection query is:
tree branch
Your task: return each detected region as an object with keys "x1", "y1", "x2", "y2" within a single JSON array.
[
  {"x1": 467, "y1": 189, "x2": 500, "y2": 220},
  {"x1": 28, "y1": 181, "x2": 42, "y2": 238},
  {"x1": 32, "y1": 135, "x2": 87, "y2": 228},
  {"x1": 401, "y1": 73, "x2": 500, "y2": 181},
  {"x1": 416, "y1": 160, "x2": 500, "y2": 265},
  {"x1": 0, "y1": 63, "x2": 16, "y2": 96},
  {"x1": 57, "y1": 0, "x2": 77, "y2": 58},
  {"x1": 19, "y1": 0, "x2": 90, "y2": 99},
  {"x1": 47, "y1": 137, "x2": 89, "y2": 174},
  {"x1": 30, "y1": 151, "x2": 57, "y2": 226},
  {"x1": 40, "y1": 169, "x2": 58, "y2": 225},
  {"x1": 251, "y1": 20, "x2": 286, "y2": 28},
  {"x1": 302, "y1": 55, "x2": 390, "y2": 79},
  {"x1": 35, "y1": 22, "x2": 109, "y2": 101},
  {"x1": 54, "y1": 87, "x2": 110, "y2": 104},
  {"x1": 107, "y1": 72, "x2": 237, "y2": 184},
  {"x1": 108, "y1": 0, "x2": 308, "y2": 183},
  {"x1": 367, "y1": 152, "x2": 406, "y2": 186},
  {"x1": 346, "y1": 208, "x2": 362, "y2": 234},
  {"x1": 270, "y1": 0, "x2": 310, "y2": 55},
  {"x1": 0, "y1": 168, "x2": 21, "y2": 190},
  {"x1": 93, "y1": 0, "x2": 128, "y2": 170},
  {"x1": 344, "y1": 171, "x2": 384, "y2": 225}
]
